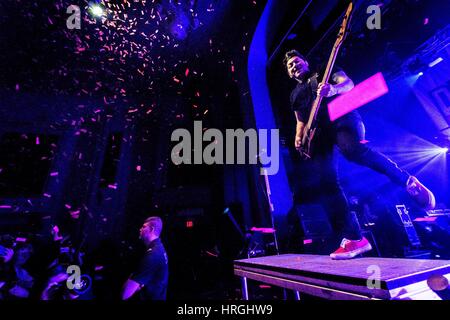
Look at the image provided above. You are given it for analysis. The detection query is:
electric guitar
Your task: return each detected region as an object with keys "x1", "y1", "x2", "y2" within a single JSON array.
[{"x1": 299, "y1": 2, "x2": 354, "y2": 159}]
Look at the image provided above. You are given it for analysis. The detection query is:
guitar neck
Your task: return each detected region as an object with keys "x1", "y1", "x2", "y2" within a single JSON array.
[{"x1": 305, "y1": 43, "x2": 341, "y2": 129}]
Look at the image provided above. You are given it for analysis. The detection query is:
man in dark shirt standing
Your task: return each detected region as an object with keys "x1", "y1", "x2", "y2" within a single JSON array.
[
  {"x1": 122, "y1": 216, "x2": 168, "y2": 300},
  {"x1": 284, "y1": 50, "x2": 436, "y2": 259}
]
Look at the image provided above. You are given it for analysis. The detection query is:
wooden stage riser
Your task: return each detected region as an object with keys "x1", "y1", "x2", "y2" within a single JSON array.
[
  {"x1": 233, "y1": 254, "x2": 450, "y2": 300},
  {"x1": 236, "y1": 268, "x2": 450, "y2": 300},
  {"x1": 235, "y1": 266, "x2": 390, "y2": 299},
  {"x1": 236, "y1": 269, "x2": 380, "y2": 300}
]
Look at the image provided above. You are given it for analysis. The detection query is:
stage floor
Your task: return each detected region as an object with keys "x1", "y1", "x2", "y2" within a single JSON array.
[{"x1": 234, "y1": 254, "x2": 450, "y2": 300}]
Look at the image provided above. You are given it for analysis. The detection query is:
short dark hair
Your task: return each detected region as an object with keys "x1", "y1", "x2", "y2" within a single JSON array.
[
  {"x1": 283, "y1": 50, "x2": 306, "y2": 66},
  {"x1": 144, "y1": 216, "x2": 163, "y2": 237}
]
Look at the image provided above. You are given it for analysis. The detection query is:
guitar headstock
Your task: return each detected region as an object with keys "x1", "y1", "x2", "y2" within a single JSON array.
[{"x1": 335, "y1": 2, "x2": 354, "y2": 48}]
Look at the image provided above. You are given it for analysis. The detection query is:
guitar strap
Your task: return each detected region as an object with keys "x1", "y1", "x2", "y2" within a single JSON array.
[
  {"x1": 308, "y1": 73, "x2": 320, "y2": 123},
  {"x1": 308, "y1": 73, "x2": 319, "y2": 93}
]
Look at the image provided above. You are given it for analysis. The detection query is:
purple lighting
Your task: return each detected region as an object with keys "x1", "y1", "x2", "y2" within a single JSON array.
[{"x1": 328, "y1": 72, "x2": 389, "y2": 121}]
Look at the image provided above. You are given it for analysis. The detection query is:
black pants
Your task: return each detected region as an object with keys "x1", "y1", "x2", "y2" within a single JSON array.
[{"x1": 295, "y1": 112, "x2": 410, "y2": 240}]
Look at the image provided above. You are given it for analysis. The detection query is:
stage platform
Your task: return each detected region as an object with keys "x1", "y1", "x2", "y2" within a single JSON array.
[{"x1": 234, "y1": 254, "x2": 450, "y2": 300}]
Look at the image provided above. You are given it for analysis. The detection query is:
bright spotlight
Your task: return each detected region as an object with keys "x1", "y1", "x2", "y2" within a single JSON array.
[
  {"x1": 90, "y1": 5, "x2": 104, "y2": 17},
  {"x1": 405, "y1": 73, "x2": 423, "y2": 86},
  {"x1": 440, "y1": 147, "x2": 449, "y2": 154},
  {"x1": 428, "y1": 57, "x2": 443, "y2": 68}
]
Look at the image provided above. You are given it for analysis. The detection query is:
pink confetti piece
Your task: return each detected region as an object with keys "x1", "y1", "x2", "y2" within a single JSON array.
[{"x1": 70, "y1": 210, "x2": 80, "y2": 219}]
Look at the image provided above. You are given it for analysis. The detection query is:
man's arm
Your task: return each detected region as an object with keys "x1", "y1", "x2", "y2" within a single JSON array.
[
  {"x1": 331, "y1": 70, "x2": 354, "y2": 93},
  {"x1": 121, "y1": 279, "x2": 141, "y2": 300},
  {"x1": 294, "y1": 111, "x2": 305, "y2": 150},
  {"x1": 317, "y1": 70, "x2": 354, "y2": 97},
  {"x1": 122, "y1": 252, "x2": 159, "y2": 300}
]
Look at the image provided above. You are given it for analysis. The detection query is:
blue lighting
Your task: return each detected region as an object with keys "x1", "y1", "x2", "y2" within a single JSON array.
[{"x1": 405, "y1": 73, "x2": 423, "y2": 86}]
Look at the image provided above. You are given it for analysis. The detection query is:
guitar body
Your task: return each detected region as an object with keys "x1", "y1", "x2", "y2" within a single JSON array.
[
  {"x1": 297, "y1": 2, "x2": 353, "y2": 160},
  {"x1": 299, "y1": 127, "x2": 316, "y2": 159}
]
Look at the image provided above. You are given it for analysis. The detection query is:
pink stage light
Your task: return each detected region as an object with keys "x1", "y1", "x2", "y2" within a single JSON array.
[
  {"x1": 414, "y1": 217, "x2": 437, "y2": 222},
  {"x1": 250, "y1": 227, "x2": 276, "y2": 234},
  {"x1": 328, "y1": 72, "x2": 389, "y2": 121}
]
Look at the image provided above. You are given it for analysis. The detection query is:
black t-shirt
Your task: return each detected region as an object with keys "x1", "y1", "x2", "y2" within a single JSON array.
[
  {"x1": 290, "y1": 65, "x2": 345, "y2": 126},
  {"x1": 130, "y1": 238, "x2": 168, "y2": 300}
]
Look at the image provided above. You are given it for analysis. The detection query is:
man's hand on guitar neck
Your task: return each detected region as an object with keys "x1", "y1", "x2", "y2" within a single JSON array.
[{"x1": 317, "y1": 82, "x2": 337, "y2": 98}]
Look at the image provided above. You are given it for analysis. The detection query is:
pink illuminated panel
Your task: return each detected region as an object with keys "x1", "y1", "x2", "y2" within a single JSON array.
[{"x1": 328, "y1": 72, "x2": 389, "y2": 121}]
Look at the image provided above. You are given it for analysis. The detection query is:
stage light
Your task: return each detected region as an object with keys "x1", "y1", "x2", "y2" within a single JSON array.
[
  {"x1": 422, "y1": 146, "x2": 449, "y2": 157},
  {"x1": 405, "y1": 73, "x2": 422, "y2": 86},
  {"x1": 89, "y1": 4, "x2": 104, "y2": 17},
  {"x1": 428, "y1": 57, "x2": 443, "y2": 68}
]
